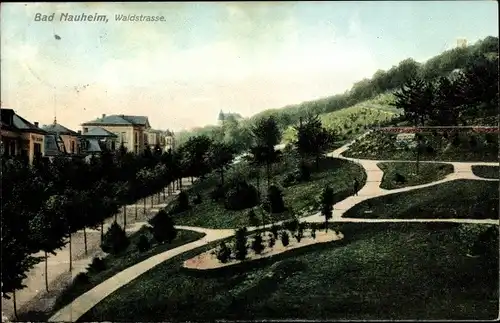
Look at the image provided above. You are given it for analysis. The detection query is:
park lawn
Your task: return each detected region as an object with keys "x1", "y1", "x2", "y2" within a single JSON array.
[
  {"x1": 378, "y1": 162, "x2": 454, "y2": 190},
  {"x1": 344, "y1": 179, "x2": 499, "y2": 219},
  {"x1": 80, "y1": 222, "x2": 499, "y2": 321},
  {"x1": 472, "y1": 165, "x2": 499, "y2": 179},
  {"x1": 170, "y1": 157, "x2": 367, "y2": 229},
  {"x1": 49, "y1": 226, "x2": 205, "y2": 317},
  {"x1": 343, "y1": 130, "x2": 498, "y2": 162}
]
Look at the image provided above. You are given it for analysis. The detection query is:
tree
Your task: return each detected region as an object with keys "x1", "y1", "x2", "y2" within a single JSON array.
[
  {"x1": 209, "y1": 141, "x2": 235, "y2": 186},
  {"x1": 216, "y1": 241, "x2": 232, "y2": 263},
  {"x1": 294, "y1": 114, "x2": 333, "y2": 170},
  {"x1": 280, "y1": 230, "x2": 290, "y2": 247},
  {"x1": 250, "y1": 116, "x2": 282, "y2": 191},
  {"x1": 101, "y1": 222, "x2": 130, "y2": 255},
  {"x1": 149, "y1": 210, "x2": 177, "y2": 244},
  {"x1": 251, "y1": 234, "x2": 265, "y2": 254},
  {"x1": 234, "y1": 227, "x2": 248, "y2": 261},
  {"x1": 31, "y1": 194, "x2": 70, "y2": 291},
  {"x1": 320, "y1": 185, "x2": 335, "y2": 232},
  {"x1": 392, "y1": 77, "x2": 435, "y2": 126},
  {"x1": 177, "y1": 135, "x2": 213, "y2": 180}
]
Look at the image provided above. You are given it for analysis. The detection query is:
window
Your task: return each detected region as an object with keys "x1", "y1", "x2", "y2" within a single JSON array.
[
  {"x1": 121, "y1": 132, "x2": 127, "y2": 143},
  {"x1": 111, "y1": 140, "x2": 116, "y2": 150},
  {"x1": 70, "y1": 140, "x2": 75, "y2": 154},
  {"x1": 135, "y1": 132, "x2": 138, "y2": 145},
  {"x1": 33, "y1": 142, "x2": 42, "y2": 159},
  {"x1": 83, "y1": 127, "x2": 88, "y2": 133}
]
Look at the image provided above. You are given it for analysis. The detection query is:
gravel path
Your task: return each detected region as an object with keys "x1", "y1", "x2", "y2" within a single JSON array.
[{"x1": 47, "y1": 131, "x2": 499, "y2": 322}]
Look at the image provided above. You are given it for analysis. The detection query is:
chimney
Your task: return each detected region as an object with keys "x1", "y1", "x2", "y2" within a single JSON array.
[
  {"x1": 102, "y1": 114, "x2": 106, "y2": 119},
  {"x1": 34, "y1": 122, "x2": 39, "y2": 128}
]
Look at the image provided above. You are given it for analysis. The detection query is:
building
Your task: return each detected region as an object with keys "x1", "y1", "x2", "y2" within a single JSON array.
[
  {"x1": 146, "y1": 129, "x2": 175, "y2": 152},
  {"x1": 218, "y1": 110, "x2": 243, "y2": 126},
  {"x1": 42, "y1": 117, "x2": 81, "y2": 155},
  {"x1": 81, "y1": 114, "x2": 150, "y2": 154},
  {"x1": 1, "y1": 108, "x2": 47, "y2": 164},
  {"x1": 80, "y1": 127, "x2": 118, "y2": 154}
]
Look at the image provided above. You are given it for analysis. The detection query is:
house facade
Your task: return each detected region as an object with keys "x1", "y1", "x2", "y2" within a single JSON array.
[
  {"x1": 81, "y1": 114, "x2": 150, "y2": 154},
  {"x1": 1, "y1": 108, "x2": 48, "y2": 164},
  {"x1": 146, "y1": 129, "x2": 175, "y2": 152}
]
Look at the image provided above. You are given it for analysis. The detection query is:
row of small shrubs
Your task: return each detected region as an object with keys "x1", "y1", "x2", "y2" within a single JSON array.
[{"x1": 215, "y1": 221, "x2": 330, "y2": 264}]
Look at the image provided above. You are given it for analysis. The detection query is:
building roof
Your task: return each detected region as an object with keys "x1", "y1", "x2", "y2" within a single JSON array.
[
  {"x1": 12, "y1": 113, "x2": 48, "y2": 135},
  {"x1": 86, "y1": 138, "x2": 103, "y2": 152},
  {"x1": 44, "y1": 134, "x2": 64, "y2": 156},
  {"x1": 81, "y1": 114, "x2": 150, "y2": 127},
  {"x1": 42, "y1": 120, "x2": 78, "y2": 136},
  {"x1": 82, "y1": 127, "x2": 118, "y2": 138}
]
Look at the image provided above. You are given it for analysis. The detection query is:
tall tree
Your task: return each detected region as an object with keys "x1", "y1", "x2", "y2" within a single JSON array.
[
  {"x1": 209, "y1": 141, "x2": 235, "y2": 186},
  {"x1": 294, "y1": 114, "x2": 333, "y2": 170}
]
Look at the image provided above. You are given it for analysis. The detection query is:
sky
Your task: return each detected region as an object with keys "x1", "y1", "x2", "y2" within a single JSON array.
[{"x1": 1, "y1": 1, "x2": 498, "y2": 132}]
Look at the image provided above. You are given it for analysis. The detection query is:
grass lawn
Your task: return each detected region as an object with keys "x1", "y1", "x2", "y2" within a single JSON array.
[
  {"x1": 80, "y1": 222, "x2": 499, "y2": 321},
  {"x1": 344, "y1": 179, "x2": 498, "y2": 219},
  {"x1": 472, "y1": 165, "x2": 499, "y2": 179},
  {"x1": 343, "y1": 130, "x2": 498, "y2": 162},
  {"x1": 378, "y1": 162, "x2": 454, "y2": 190},
  {"x1": 169, "y1": 157, "x2": 367, "y2": 229},
  {"x1": 47, "y1": 227, "x2": 205, "y2": 319}
]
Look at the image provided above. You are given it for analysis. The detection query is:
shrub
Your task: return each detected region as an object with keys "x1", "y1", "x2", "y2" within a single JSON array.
[
  {"x1": 87, "y1": 257, "x2": 106, "y2": 274},
  {"x1": 298, "y1": 162, "x2": 311, "y2": 181},
  {"x1": 193, "y1": 193, "x2": 202, "y2": 205},
  {"x1": 101, "y1": 222, "x2": 130, "y2": 255},
  {"x1": 247, "y1": 209, "x2": 260, "y2": 227},
  {"x1": 74, "y1": 272, "x2": 90, "y2": 285},
  {"x1": 469, "y1": 135, "x2": 478, "y2": 148},
  {"x1": 224, "y1": 180, "x2": 259, "y2": 211},
  {"x1": 284, "y1": 218, "x2": 299, "y2": 233},
  {"x1": 281, "y1": 230, "x2": 290, "y2": 247},
  {"x1": 268, "y1": 233, "x2": 276, "y2": 248},
  {"x1": 270, "y1": 224, "x2": 280, "y2": 238},
  {"x1": 393, "y1": 172, "x2": 406, "y2": 184},
  {"x1": 170, "y1": 191, "x2": 190, "y2": 213},
  {"x1": 149, "y1": 210, "x2": 177, "y2": 244},
  {"x1": 311, "y1": 226, "x2": 317, "y2": 239},
  {"x1": 234, "y1": 227, "x2": 248, "y2": 261},
  {"x1": 262, "y1": 185, "x2": 286, "y2": 213},
  {"x1": 216, "y1": 241, "x2": 232, "y2": 263},
  {"x1": 136, "y1": 234, "x2": 151, "y2": 252},
  {"x1": 251, "y1": 234, "x2": 265, "y2": 254},
  {"x1": 282, "y1": 172, "x2": 297, "y2": 187},
  {"x1": 210, "y1": 184, "x2": 225, "y2": 201}
]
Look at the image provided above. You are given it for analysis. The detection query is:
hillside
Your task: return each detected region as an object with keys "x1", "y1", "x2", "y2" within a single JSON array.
[{"x1": 176, "y1": 36, "x2": 498, "y2": 149}]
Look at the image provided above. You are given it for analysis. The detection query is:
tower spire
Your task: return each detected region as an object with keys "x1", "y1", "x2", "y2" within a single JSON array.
[{"x1": 53, "y1": 116, "x2": 57, "y2": 125}]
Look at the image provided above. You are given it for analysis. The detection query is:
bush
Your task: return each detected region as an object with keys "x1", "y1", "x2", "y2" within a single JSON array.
[
  {"x1": 87, "y1": 257, "x2": 106, "y2": 274},
  {"x1": 247, "y1": 209, "x2": 260, "y2": 227},
  {"x1": 224, "y1": 180, "x2": 259, "y2": 211},
  {"x1": 210, "y1": 184, "x2": 225, "y2": 201},
  {"x1": 282, "y1": 172, "x2": 297, "y2": 187},
  {"x1": 270, "y1": 224, "x2": 280, "y2": 238},
  {"x1": 284, "y1": 218, "x2": 299, "y2": 233},
  {"x1": 298, "y1": 162, "x2": 311, "y2": 181},
  {"x1": 393, "y1": 172, "x2": 406, "y2": 184},
  {"x1": 216, "y1": 241, "x2": 232, "y2": 263},
  {"x1": 281, "y1": 230, "x2": 290, "y2": 247},
  {"x1": 234, "y1": 227, "x2": 248, "y2": 261},
  {"x1": 251, "y1": 234, "x2": 265, "y2": 254},
  {"x1": 262, "y1": 185, "x2": 286, "y2": 213},
  {"x1": 101, "y1": 222, "x2": 130, "y2": 255},
  {"x1": 268, "y1": 233, "x2": 276, "y2": 248},
  {"x1": 136, "y1": 234, "x2": 151, "y2": 252},
  {"x1": 193, "y1": 193, "x2": 202, "y2": 205},
  {"x1": 74, "y1": 272, "x2": 90, "y2": 285},
  {"x1": 149, "y1": 210, "x2": 177, "y2": 244},
  {"x1": 311, "y1": 226, "x2": 317, "y2": 239},
  {"x1": 170, "y1": 191, "x2": 190, "y2": 214}
]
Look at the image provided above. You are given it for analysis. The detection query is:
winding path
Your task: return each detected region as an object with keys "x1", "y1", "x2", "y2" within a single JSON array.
[{"x1": 48, "y1": 131, "x2": 499, "y2": 322}]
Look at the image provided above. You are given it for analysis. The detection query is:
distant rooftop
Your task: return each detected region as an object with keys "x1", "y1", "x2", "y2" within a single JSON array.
[
  {"x1": 82, "y1": 127, "x2": 118, "y2": 138},
  {"x1": 82, "y1": 114, "x2": 150, "y2": 127},
  {"x1": 42, "y1": 118, "x2": 78, "y2": 135},
  {"x1": 218, "y1": 110, "x2": 243, "y2": 121}
]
